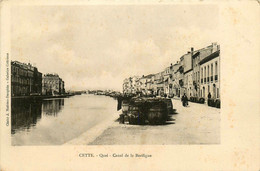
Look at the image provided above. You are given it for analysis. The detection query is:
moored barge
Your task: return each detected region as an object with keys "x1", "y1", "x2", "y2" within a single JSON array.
[{"x1": 119, "y1": 97, "x2": 173, "y2": 125}]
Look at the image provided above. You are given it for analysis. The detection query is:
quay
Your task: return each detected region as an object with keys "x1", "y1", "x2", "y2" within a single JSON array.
[
  {"x1": 11, "y1": 94, "x2": 74, "y2": 100},
  {"x1": 88, "y1": 98, "x2": 220, "y2": 145}
]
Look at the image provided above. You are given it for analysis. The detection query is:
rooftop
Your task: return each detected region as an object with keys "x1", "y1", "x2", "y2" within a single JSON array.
[
  {"x1": 11, "y1": 60, "x2": 39, "y2": 72},
  {"x1": 199, "y1": 50, "x2": 220, "y2": 65},
  {"x1": 44, "y1": 73, "x2": 60, "y2": 77}
]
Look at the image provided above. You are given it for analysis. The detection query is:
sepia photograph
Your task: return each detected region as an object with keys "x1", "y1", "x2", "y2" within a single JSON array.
[
  {"x1": 10, "y1": 5, "x2": 221, "y2": 145},
  {"x1": 1, "y1": 1, "x2": 259, "y2": 171}
]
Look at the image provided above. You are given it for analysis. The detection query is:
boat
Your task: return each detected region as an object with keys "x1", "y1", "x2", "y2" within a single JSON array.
[{"x1": 121, "y1": 97, "x2": 173, "y2": 125}]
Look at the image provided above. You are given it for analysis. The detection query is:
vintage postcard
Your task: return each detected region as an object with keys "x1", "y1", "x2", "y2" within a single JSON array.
[{"x1": 0, "y1": 0, "x2": 259, "y2": 170}]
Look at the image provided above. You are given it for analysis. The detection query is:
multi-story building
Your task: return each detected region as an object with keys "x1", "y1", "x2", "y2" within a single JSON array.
[
  {"x1": 176, "y1": 56, "x2": 185, "y2": 97},
  {"x1": 42, "y1": 73, "x2": 65, "y2": 95},
  {"x1": 183, "y1": 48, "x2": 193, "y2": 98},
  {"x1": 191, "y1": 43, "x2": 217, "y2": 98},
  {"x1": 162, "y1": 66, "x2": 171, "y2": 96},
  {"x1": 122, "y1": 42, "x2": 220, "y2": 102},
  {"x1": 192, "y1": 51, "x2": 201, "y2": 98},
  {"x1": 122, "y1": 76, "x2": 140, "y2": 94},
  {"x1": 132, "y1": 76, "x2": 140, "y2": 94},
  {"x1": 34, "y1": 69, "x2": 42, "y2": 94},
  {"x1": 123, "y1": 78, "x2": 131, "y2": 94},
  {"x1": 171, "y1": 62, "x2": 181, "y2": 97},
  {"x1": 150, "y1": 74, "x2": 156, "y2": 95},
  {"x1": 184, "y1": 70, "x2": 193, "y2": 98},
  {"x1": 60, "y1": 78, "x2": 65, "y2": 95},
  {"x1": 165, "y1": 64, "x2": 175, "y2": 97},
  {"x1": 144, "y1": 74, "x2": 155, "y2": 95},
  {"x1": 199, "y1": 46, "x2": 220, "y2": 101},
  {"x1": 11, "y1": 61, "x2": 42, "y2": 96},
  {"x1": 139, "y1": 75, "x2": 147, "y2": 95},
  {"x1": 154, "y1": 72, "x2": 164, "y2": 96},
  {"x1": 135, "y1": 77, "x2": 142, "y2": 94}
]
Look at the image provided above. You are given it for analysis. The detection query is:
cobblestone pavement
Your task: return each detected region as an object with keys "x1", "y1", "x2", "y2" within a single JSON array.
[{"x1": 89, "y1": 99, "x2": 220, "y2": 145}]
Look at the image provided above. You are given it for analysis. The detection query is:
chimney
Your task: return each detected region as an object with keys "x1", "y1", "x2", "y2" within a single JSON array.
[
  {"x1": 191, "y1": 47, "x2": 194, "y2": 56},
  {"x1": 212, "y1": 42, "x2": 218, "y2": 53}
]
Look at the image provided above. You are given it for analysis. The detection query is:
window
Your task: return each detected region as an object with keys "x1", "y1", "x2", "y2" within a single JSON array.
[
  {"x1": 211, "y1": 63, "x2": 214, "y2": 81},
  {"x1": 215, "y1": 62, "x2": 218, "y2": 81},
  {"x1": 211, "y1": 64, "x2": 213, "y2": 76},
  {"x1": 204, "y1": 66, "x2": 206, "y2": 78},
  {"x1": 215, "y1": 61, "x2": 218, "y2": 75},
  {"x1": 207, "y1": 65, "x2": 209, "y2": 78},
  {"x1": 201, "y1": 69, "x2": 203, "y2": 83},
  {"x1": 217, "y1": 88, "x2": 219, "y2": 98}
]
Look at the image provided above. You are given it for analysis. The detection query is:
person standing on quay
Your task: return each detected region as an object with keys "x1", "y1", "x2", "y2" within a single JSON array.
[
  {"x1": 208, "y1": 92, "x2": 212, "y2": 105},
  {"x1": 181, "y1": 93, "x2": 188, "y2": 107}
]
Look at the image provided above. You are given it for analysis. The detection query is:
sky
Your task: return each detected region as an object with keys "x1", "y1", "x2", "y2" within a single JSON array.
[{"x1": 11, "y1": 5, "x2": 219, "y2": 91}]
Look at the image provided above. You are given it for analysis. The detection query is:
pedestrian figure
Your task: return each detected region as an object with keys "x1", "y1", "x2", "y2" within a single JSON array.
[
  {"x1": 207, "y1": 92, "x2": 211, "y2": 105},
  {"x1": 208, "y1": 92, "x2": 211, "y2": 99},
  {"x1": 181, "y1": 93, "x2": 188, "y2": 107}
]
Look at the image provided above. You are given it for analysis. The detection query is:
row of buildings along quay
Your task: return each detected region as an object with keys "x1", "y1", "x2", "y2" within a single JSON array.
[
  {"x1": 123, "y1": 42, "x2": 220, "y2": 103},
  {"x1": 11, "y1": 61, "x2": 65, "y2": 97}
]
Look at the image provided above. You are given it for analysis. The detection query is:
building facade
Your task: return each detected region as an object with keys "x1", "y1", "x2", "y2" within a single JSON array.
[
  {"x1": 122, "y1": 76, "x2": 140, "y2": 94},
  {"x1": 144, "y1": 74, "x2": 155, "y2": 95},
  {"x1": 123, "y1": 78, "x2": 131, "y2": 94},
  {"x1": 162, "y1": 66, "x2": 171, "y2": 96},
  {"x1": 154, "y1": 72, "x2": 164, "y2": 96},
  {"x1": 11, "y1": 61, "x2": 42, "y2": 96},
  {"x1": 177, "y1": 56, "x2": 185, "y2": 97},
  {"x1": 184, "y1": 70, "x2": 193, "y2": 98},
  {"x1": 192, "y1": 51, "x2": 201, "y2": 98},
  {"x1": 183, "y1": 48, "x2": 193, "y2": 98},
  {"x1": 171, "y1": 62, "x2": 181, "y2": 97},
  {"x1": 42, "y1": 74, "x2": 65, "y2": 95},
  {"x1": 199, "y1": 48, "x2": 220, "y2": 101},
  {"x1": 122, "y1": 42, "x2": 220, "y2": 102},
  {"x1": 191, "y1": 43, "x2": 217, "y2": 99}
]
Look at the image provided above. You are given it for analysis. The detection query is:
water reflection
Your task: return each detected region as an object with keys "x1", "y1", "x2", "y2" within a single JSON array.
[
  {"x1": 11, "y1": 98, "x2": 64, "y2": 134},
  {"x1": 42, "y1": 99, "x2": 64, "y2": 116},
  {"x1": 11, "y1": 95, "x2": 117, "y2": 145}
]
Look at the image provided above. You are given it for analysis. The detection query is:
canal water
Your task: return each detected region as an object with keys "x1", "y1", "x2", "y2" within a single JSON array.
[{"x1": 11, "y1": 94, "x2": 118, "y2": 145}]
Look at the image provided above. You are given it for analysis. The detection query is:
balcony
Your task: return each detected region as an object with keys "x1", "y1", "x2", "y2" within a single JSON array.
[{"x1": 215, "y1": 75, "x2": 218, "y2": 81}]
